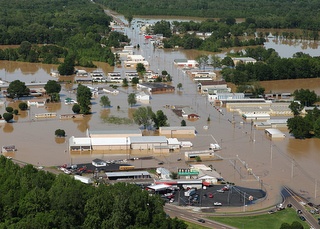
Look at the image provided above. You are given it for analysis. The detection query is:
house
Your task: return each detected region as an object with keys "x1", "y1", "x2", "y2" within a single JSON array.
[
  {"x1": 198, "y1": 80, "x2": 229, "y2": 94},
  {"x1": 90, "y1": 71, "x2": 106, "y2": 82},
  {"x1": 232, "y1": 57, "x2": 257, "y2": 66},
  {"x1": 76, "y1": 69, "x2": 89, "y2": 77},
  {"x1": 27, "y1": 99, "x2": 46, "y2": 107},
  {"x1": 156, "y1": 167, "x2": 171, "y2": 180},
  {"x1": 135, "y1": 91, "x2": 150, "y2": 101},
  {"x1": 181, "y1": 107, "x2": 200, "y2": 119},
  {"x1": 189, "y1": 70, "x2": 217, "y2": 80},
  {"x1": 108, "y1": 72, "x2": 122, "y2": 82},
  {"x1": 124, "y1": 54, "x2": 149, "y2": 68},
  {"x1": 174, "y1": 59, "x2": 199, "y2": 68},
  {"x1": 265, "y1": 128, "x2": 286, "y2": 139},
  {"x1": 144, "y1": 70, "x2": 159, "y2": 82},
  {"x1": 125, "y1": 71, "x2": 139, "y2": 81},
  {"x1": 137, "y1": 83, "x2": 175, "y2": 94}
]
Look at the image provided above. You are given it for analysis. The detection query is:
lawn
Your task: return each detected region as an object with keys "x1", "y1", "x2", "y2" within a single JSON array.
[
  {"x1": 209, "y1": 208, "x2": 310, "y2": 229},
  {"x1": 185, "y1": 222, "x2": 210, "y2": 229}
]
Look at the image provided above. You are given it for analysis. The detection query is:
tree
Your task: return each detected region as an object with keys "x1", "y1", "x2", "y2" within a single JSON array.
[
  {"x1": 132, "y1": 106, "x2": 155, "y2": 129},
  {"x1": 290, "y1": 221, "x2": 303, "y2": 229},
  {"x1": 100, "y1": 95, "x2": 111, "y2": 108},
  {"x1": 58, "y1": 55, "x2": 75, "y2": 75},
  {"x1": 181, "y1": 120, "x2": 186, "y2": 126},
  {"x1": 210, "y1": 55, "x2": 222, "y2": 69},
  {"x1": 76, "y1": 84, "x2": 91, "y2": 114},
  {"x1": 289, "y1": 101, "x2": 304, "y2": 116},
  {"x1": 7, "y1": 80, "x2": 30, "y2": 99},
  {"x1": 5, "y1": 107, "x2": 13, "y2": 113},
  {"x1": 128, "y1": 93, "x2": 137, "y2": 107},
  {"x1": 177, "y1": 83, "x2": 183, "y2": 91},
  {"x1": 19, "y1": 102, "x2": 28, "y2": 110},
  {"x1": 293, "y1": 89, "x2": 318, "y2": 107},
  {"x1": 3, "y1": 113, "x2": 13, "y2": 122},
  {"x1": 131, "y1": 77, "x2": 139, "y2": 85},
  {"x1": 287, "y1": 116, "x2": 311, "y2": 139},
  {"x1": 72, "y1": 104, "x2": 81, "y2": 114},
  {"x1": 195, "y1": 156, "x2": 201, "y2": 162},
  {"x1": 279, "y1": 222, "x2": 291, "y2": 229},
  {"x1": 13, "y1": 109, "x2": 18, "y2": 115},
  {"x1": 195, "y1": 54, "x2": 209, "y2": 69},
  {"x1": 44, "y1": 80, "x2": 61, "y2": 102},
  {"x1": 153, "y1": 110, "x2": 169, "y2": 129},
  {"x1": 122, "y1": 78, "x2": 129, "y2": 87},
  {"x1": 221, "y1": 56, "x2": 235, "y2": 67},
  {"x1": 136, "y1": 63, "x2": 146, "y2": 76},
  {"x1": 55, "y1": 129, "x2": 66, "y2": 137}
]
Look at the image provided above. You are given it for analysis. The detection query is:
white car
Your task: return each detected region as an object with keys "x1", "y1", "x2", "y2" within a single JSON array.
[
  {"x1": 169, "y1": 198, "x2": 175, "y2": 203},
  {"x1": 214, "y1": 202, "x2": 222, "y2": 206}
]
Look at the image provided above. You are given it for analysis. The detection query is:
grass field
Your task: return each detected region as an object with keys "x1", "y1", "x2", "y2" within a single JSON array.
[{"x1": 208, "y1": 208, "x2": 310, "y2": 229}]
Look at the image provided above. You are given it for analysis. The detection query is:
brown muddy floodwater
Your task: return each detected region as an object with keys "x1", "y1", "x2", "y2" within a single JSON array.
[{"x1": 1, "y1": 15, "x2": 320, "y2": 206}]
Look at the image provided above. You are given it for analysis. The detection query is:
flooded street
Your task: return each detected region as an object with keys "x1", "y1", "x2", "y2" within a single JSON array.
[{"x1": 1, "y1": 13, "x2": 320, "y2": 206}]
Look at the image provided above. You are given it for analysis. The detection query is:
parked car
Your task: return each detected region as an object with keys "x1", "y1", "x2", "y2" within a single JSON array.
[
  {"x1": 287, "y1": 203, "x2": 292, "y2": 208},
  {"x1": 197, "y1": 219, "x2": 205, "y2": 223},
  {"x1": 169, "y1": 198, "x2": 175, "y2": 203},
  {"x1": 214, "y1": 202, "x2": 222, "y2": 206},
  {"x1": 217, "y1": 189, "x2": 224, "y2": 193},
  {"x1": 268, "y1": 210, "x2": 275, "y2": 214},
  {"x1": 299, "y1": 215, "x2": 306, "y2": 221},
  {"x1": 297, "y1": 209, "x2": 302, "y2": 214},
  {"x1": 208, "y1": 193, "x2": 213, "y2": 198}
]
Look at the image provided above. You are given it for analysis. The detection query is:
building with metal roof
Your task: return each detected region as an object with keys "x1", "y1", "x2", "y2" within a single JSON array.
[{"x1": 105, "y1": 171, "x2": 151, "y2": 180}]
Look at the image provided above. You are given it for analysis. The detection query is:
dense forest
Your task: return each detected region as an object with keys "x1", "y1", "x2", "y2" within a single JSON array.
[
  {"x1": 96, "y1": 0, "x2": 320, "y2": 30},
  {"x1": 0, "y1": 156, "x2": 186, "y2": 228},
  {"x1": 0, "y1": 0, "x2": 132, "y2": 67}
]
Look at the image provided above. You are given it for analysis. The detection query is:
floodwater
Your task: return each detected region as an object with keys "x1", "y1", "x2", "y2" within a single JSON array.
[{"x1": 1, "y1": 13, "x2": 320, "y2": 205}]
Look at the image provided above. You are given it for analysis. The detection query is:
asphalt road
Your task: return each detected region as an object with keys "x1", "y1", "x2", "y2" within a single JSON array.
[{"x1": 164, "y1": 204, "x2": 237, "y2": 229}]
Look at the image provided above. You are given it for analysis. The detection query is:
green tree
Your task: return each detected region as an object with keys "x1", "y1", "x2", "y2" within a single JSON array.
[
  {"x1": 195, "y1": 54, "x2": 209, "y2": 70},
  {"x1": 131, "y1": 77, "x2": 139, "y2": 85},
  {"x1": 100, "y1": 95, "x2": 111, "y2": 108},
  {"x1": 221, "y1": 56, "x2": 235, "y2": 67},
  {"x1": 76, "y1": 84, "x2": 91, "y2": 114},
  {"x1": 122, "y1": 78, "x2": 129, "y2": 87},
  {"x1": 136, "y1": 63, "x2": 146, "y2": 76},
  {"x1": 289, "y1": 101, "x2": 304, "y2": 116},
  {"x1": 7, "y1": 80, "x2": 30, "y2": 99},
  {"x1": 58, "y1": 55, "x2": 75, "y2": 76},
  {"x1": 279, "y1": 222, "x2": 291, "y2": 229},
  {"x1": 3, "y1": 113, "x2": 13, "y2": 122},
  {"x1": 128, "y1": 93, "x2": 137, "y2": 107},
  {"x1": 72, "y1": 104, "x2": 81, "y2": 114},
  {"x1": 293, "y1": 89, "x2": 318, "y2": 107},
  {"x1": 44, "y1": 80, "x2": 61, "y2": 102},
  {"x1": 153, "y1": 110, "x2": 169, "y2": 129},
  {"x1": 13, "y1": 109, "x2": 19, "y2": 115},
  {"x1": 5, "y1": 107, "x2": 13, "y2": 113},
  {"x1": 195, "y1": 156, "x2": 201, "y2": 162},
  {"x1": 55, "y1": 129, "x2": 66, "y2": 137},
  {"x1": 181, "y1": 120, "x2": 186, "y2": 126},
  {"x1": 290, "y1": 221, "x2": 303, "y2": 229},
  {"x1": 210, "y1": 55, "x2": 222, "y2": 69},
  {"x1": 287, "y1": 116, "x2": 311, "y2": 139},
  {"x1": 19, "y1": 102, "x2": 28, "y2": 111},
  {"x1": 177, "y1": 83, "x2": 183, "y2": 91},
  {"x1": 133, "y1": 106, "x2": 155, "y2": 129}
]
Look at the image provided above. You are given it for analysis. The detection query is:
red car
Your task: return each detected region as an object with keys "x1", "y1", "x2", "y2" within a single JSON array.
[{"x1": 208, "y1": 193, "x2": 213, "y2": 198}]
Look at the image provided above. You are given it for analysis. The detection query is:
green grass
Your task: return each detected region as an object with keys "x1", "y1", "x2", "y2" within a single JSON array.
[
  {"x1": 209, "y1": 208, "x2": 310, "y2": 229},
  {"x1": 185, "y1": 222, "x2": 210, "y2": 229}
]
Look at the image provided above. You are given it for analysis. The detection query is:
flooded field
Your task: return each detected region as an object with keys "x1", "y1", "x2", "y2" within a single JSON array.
[{"x1": 1, "y1": 14, "x2": 320, "y2": 206}]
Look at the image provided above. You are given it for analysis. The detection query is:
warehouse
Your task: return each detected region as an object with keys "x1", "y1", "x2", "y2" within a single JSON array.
[
  {"x1": 159, "y1": 126, "x2": 196, "y2": 137},
  {"x1": 265, "y1": 128, "x2": 286, "y2": 139}
]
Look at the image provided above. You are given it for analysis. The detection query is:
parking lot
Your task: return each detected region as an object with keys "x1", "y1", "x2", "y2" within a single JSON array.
[{"x1": 165, "y1": 185, "x2": 266, "y2": 209}]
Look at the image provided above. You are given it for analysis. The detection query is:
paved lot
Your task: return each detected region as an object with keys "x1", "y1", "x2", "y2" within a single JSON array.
[{"x1": 165, "y1": 185, "x2": 266, "y2": 209}]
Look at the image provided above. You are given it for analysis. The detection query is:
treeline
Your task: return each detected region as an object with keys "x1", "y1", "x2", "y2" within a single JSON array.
[
  {"x1": 163, "y1": 20, "x2": 265, "y2": 51},
  {"x1": 0, "y1": 156, "x2": 186, "y2": 228},
  {"x1": 0, "y1": 0, "x2": 131, "y2": 67},
  {"x1": 96, "y1": 0, "x2": 320, "y2": 31},
  {"x1": 221, "y1": 47, "x2": 320, "y2": 85}
]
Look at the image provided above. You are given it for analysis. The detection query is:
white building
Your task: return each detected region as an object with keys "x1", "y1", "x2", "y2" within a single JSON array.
[{"x1": 124, "y1": 55, "x2": 149, "y2": 68}]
